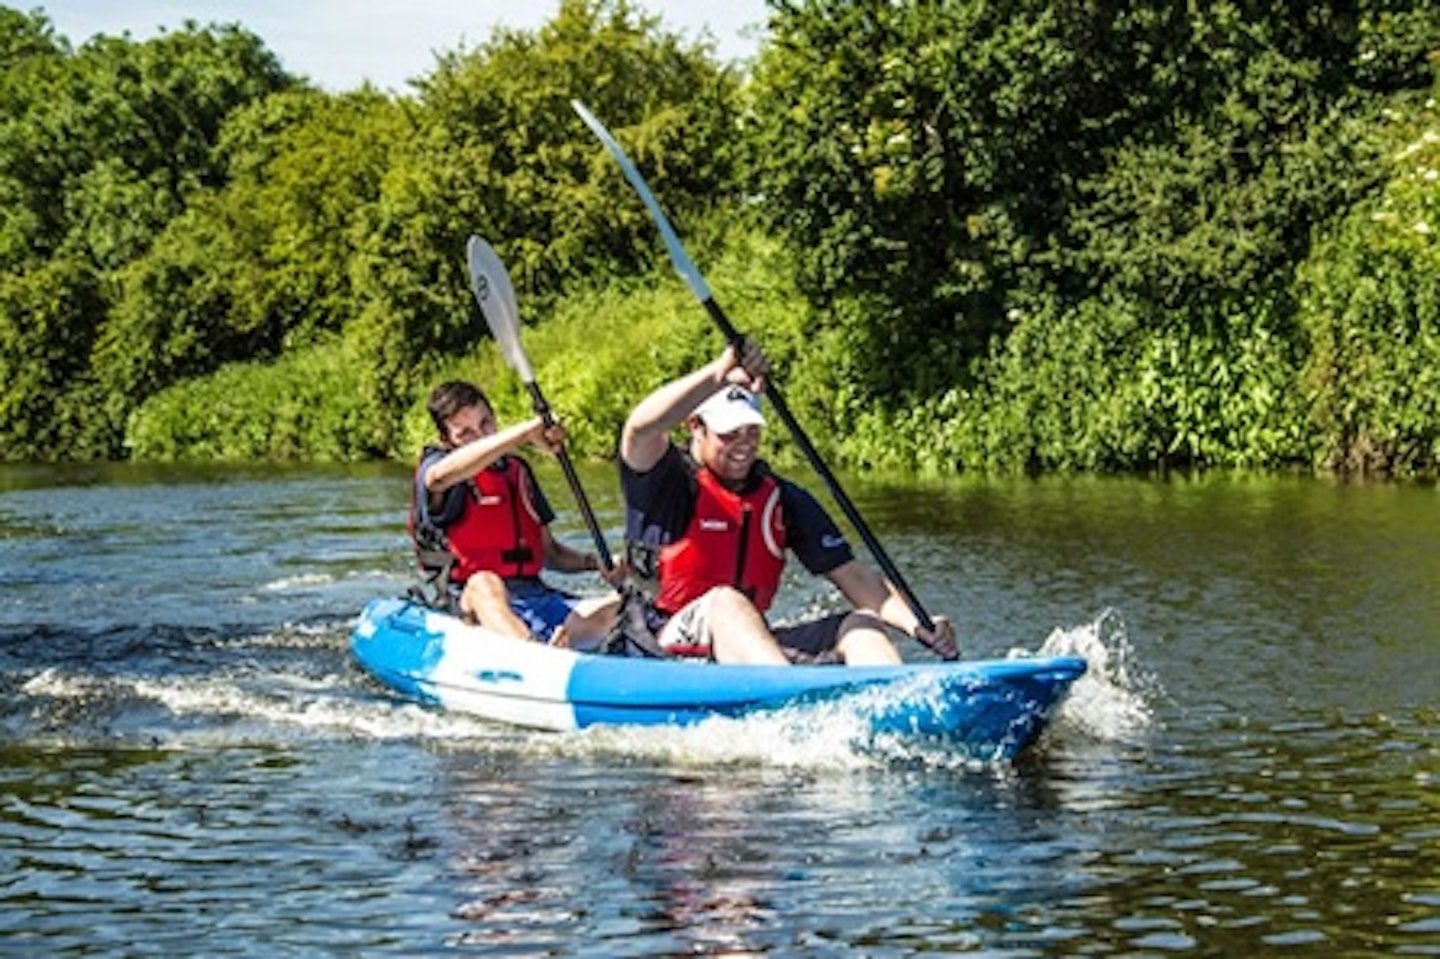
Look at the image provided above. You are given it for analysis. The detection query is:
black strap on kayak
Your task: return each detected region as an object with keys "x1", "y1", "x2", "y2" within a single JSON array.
[
  {"x1": 598, "y1": 588, "x2": 667, "y2": 658},
  {"x1": 405, "y1": 545, "x2": 460, "y2": 614}
]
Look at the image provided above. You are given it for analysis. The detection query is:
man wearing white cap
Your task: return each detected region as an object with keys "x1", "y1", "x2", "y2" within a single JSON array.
[{"x1": 618, "y1": 340, "x2": 957, "y2": 664}]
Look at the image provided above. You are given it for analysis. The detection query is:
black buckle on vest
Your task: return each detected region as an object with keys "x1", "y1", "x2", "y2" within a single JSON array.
[{"x1": 501, "y1": 547, "x2": 535, "y2": 564}]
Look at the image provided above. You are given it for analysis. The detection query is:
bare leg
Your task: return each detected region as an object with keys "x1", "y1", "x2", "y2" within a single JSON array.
[
  {"x1": 704, "y1": 587, "x2": 790, "y2": 665},
  {"x1": 833, "y1": 610, "x2": 903, "y2": 665},
  {"x1": 459, "y1": 572, "x2": 531, "y2": 641},
  {"x1": 555, "y1": 594, "x2": 622, "y2": 650}
]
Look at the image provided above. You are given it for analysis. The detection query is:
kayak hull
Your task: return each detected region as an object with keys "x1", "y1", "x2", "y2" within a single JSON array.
[{"x1": 350, "y1": 597, "x2": 1086, "y2": 759}]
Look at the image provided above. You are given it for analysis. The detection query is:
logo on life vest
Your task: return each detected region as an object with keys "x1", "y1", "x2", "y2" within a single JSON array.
[
  {"x1": 476, "y1": 495, "x2": 503, "y2": 506},
  {"x1": 699, "y1": 519, "x2": 729, "y2": 531}
]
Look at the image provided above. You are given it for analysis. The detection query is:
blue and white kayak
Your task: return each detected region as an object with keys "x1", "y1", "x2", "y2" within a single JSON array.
[{"x1": 351, "y1": 597, "x2": 1086, "y2": 758}]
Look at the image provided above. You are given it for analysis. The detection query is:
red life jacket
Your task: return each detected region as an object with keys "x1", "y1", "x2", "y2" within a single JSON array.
[
  {"x1": 412, "y1": 455, "x2": 546, "y2": 582},
  {"x1": 655, "y1": 467, "x2": 787, "y2": 615}
]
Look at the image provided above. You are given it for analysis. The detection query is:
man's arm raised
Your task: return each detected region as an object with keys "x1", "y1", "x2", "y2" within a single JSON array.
[{"x1": 619, "y1": 341, "x2": 769, "y2": 473}]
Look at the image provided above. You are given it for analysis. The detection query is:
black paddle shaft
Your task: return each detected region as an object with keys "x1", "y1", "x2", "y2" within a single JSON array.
[
  {"x1": 700, "y1": 298, "x2": 947, "y2": 651},
  {"x1": 525, "y1": 381, "x2": 614, "y2": 573}
]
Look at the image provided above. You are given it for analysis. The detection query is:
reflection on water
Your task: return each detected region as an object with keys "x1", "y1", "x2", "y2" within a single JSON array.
[
  {"x1": 1040, "y1": 710, "x2": 1440, "y2": 954},
  {"x1": 847, "y1": 471, "x2": 1440, "y2": 720},
  {"x1": 0, "y1": 462, "x2": 1437, "y2": 955}
]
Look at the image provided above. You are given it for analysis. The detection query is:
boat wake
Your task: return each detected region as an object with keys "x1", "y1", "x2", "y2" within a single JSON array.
[
  {"x1": 0, "y1": 618, "x2": 492, "y2": 748},
  {"x1": 545, "y1": 610, "x2": 1161, "y2": 770},
  {"x1": 3, "y1": 608, "x2": 1156, "y2": 771}
]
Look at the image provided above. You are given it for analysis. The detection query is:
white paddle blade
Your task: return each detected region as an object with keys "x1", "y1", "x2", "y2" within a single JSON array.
[{"x1": 465, "y1": 235, "x2": 536, "y2": 383}]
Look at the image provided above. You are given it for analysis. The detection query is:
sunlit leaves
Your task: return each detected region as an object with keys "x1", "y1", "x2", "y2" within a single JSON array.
[
  {"x1": 0, "y1": 12, "x2": 293, "y2": 457},
  {"x1": 749, "y1": 0, "x2": 1440, "y2": 474},
  {"x1": 1297, "y1": 97, "x2": 1440, "y2": 474}
]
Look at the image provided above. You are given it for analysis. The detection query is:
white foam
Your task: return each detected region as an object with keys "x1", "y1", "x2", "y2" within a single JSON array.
[
  {"x1": 260, "y1": 573, "x2": 335, "y2": 591},
  {"x1": 521, "y1": 676, "x2": 1005, "y2": 773},
  {"x1": 20, "y1": 618, "x2": 1137, "y2": 766},
  {"x1": 1022, "y1": 608, "x2": 1159, "y2": 743},
  {"x1": 21, "y1": 667, "x2": 91, "y2": 698},
  {"x1": 20, "y1": 662, "x2": 508, "y2": 746}
]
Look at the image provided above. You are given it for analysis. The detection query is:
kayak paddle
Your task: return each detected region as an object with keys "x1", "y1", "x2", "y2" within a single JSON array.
[
  {"x1": 465, "y1": 234, "x2": 615, "y2": 573},
  {"x1": 570, "y1": 101, "x2": 951, "y2": 658}
]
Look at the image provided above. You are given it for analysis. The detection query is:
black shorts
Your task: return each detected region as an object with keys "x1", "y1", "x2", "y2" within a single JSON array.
[{"x1": 774, "y1": 613, "x2": 848, "y2": 664}]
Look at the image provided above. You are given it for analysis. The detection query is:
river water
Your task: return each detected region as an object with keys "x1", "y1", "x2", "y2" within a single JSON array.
[{"x1": 0, "y1": 461, "x2": 1435, "y2": 956}]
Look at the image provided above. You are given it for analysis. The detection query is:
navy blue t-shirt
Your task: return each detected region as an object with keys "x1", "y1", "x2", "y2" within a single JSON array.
[
  {"x1": 416, "y1": 450, "x2": 556, "y2": 530},
  {"x1": 620, "y1": 444, "x2": 854, "y2": 576}
]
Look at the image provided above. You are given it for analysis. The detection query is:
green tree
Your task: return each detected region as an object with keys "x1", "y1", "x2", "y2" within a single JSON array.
[
  {"x1": 413, "y1": 0, "x2": 738, "y2": 299},
  {"x1": 1298, "y1": 96, "x2": 1440, "y2": 474},
  {"x1": 0, "y1": 8, "x2": 69, "y2": 271},
  {"x1": 343, "y1": 0, "x2": 741, "y2": 455},
  {"x1": 0, "y1": 254, "x2": 104, "y2": 457},
  {"x1": 115, "y1": 0, "x2": 745, "y2": 463},
  {"x1": 747, "y1": 0, "x2": 1440, "y2": 472},
  {"x1": 0, "y1": 11, "x2": 294, "y2": 458},
  {"x1": 747, "y1": 0, "x2": 1114, "y2": 401},
  {"x1": 213, "y1": 88, "x2": 404, "y2": 346}
]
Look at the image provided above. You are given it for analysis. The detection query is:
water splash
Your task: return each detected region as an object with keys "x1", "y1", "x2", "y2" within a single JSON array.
[
  {"x1": 554, "y1": 708, "x2": 879, "y2": 771},
  {"x1": 17, "y1": 661, "x2": 517, "y2": 748},
  {"x1": 10, "y1": 619, "x2": 1088, "y2": 772},
  {"x1": 1022, "y1": 608, "x2": 1159, "y2": 743},
  {"x1": 527, "y1": 675, "x2": 1023, "y2": 773},
  {"x1": 260, "y1": 572, "x2": 335, "y2": 591},
  {"x1": 16, "y1": 660, "x2": 946, "y2": 768}
]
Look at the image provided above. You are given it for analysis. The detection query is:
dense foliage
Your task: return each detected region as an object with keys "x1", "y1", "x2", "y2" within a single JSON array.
[
  {"x1": 3, "y1": 1, "x2": 1439, "y2": 476},
  {"x1": 746, "y1": 0, "x2": 1440, "y2": 474},
  {"x1": 1, "y1": 0, "x2": 738, "y2": 460},
  {"x1": 1296, "y1": 98, "x2": 1440, "y2": 473}
]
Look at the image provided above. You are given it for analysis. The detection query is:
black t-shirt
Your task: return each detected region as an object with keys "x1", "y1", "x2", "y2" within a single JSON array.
[
  {"x1": 415, "y1": 450, "x2": 556, "y2": 530},
  {"x1": 619, "y1": 444, "x2": 854, "y2": 576}
]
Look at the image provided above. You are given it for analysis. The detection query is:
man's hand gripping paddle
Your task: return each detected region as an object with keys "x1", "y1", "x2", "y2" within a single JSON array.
[{"x1": 465, "y1": 235, "x2": 615, "y2": 574}]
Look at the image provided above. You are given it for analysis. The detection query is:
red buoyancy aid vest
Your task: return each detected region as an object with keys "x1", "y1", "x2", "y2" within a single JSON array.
[
  {"x1": 422, "y1": 456, "x2": 546, "y2": 581},
  {"x1": 654, "y1": 467, "x2": 787, "y2": 615}
]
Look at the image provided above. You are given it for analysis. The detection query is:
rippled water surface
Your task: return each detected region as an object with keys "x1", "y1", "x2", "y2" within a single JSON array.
[{"x1": 1, "y1": 462, "x2": 1436, "y2": 956}]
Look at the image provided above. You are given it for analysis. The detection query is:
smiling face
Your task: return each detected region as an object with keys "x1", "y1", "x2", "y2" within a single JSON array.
[
  {"x1": 441, "y1": 402, "x2": 497, "y2": 449},
  {"x1": 692, "y1": 421, "x2": 762, "y2": 486}
]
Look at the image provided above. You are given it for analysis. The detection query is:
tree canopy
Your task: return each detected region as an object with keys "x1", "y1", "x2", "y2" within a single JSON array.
[{"x1": 2, "y1": 0, "x2": 1438, "y2": 475}]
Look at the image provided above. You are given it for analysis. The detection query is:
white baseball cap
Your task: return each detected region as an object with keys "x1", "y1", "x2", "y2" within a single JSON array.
[{"x1": 694, "y1": 386, "x2": 765, "y2": 434}]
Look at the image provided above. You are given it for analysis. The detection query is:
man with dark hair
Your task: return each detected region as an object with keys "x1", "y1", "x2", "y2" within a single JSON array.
[{"x1": 411, "y1": 380, "x2": 621, "y2": 647}]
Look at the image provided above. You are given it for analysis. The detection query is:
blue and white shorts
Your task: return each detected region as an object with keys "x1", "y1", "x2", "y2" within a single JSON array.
[{"x1": 504, "y1": 577, "x2": 582, "y2": 643}]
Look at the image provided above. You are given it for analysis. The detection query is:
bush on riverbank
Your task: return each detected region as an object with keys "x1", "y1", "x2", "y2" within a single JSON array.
[
  {"x1": 834, "y1": 93, "x2": 1440, "y2": 477},
  {"x1": 1297, "y1": 98, "x2": 1440, "y2": 475},
  {"x1": 127, "y1": 227, "x2": 817, "y2": 464}
]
